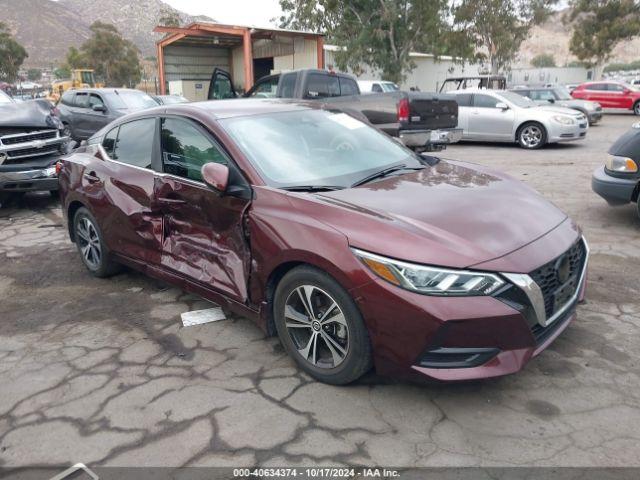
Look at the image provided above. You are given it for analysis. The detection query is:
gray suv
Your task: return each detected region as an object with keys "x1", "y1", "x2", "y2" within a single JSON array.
[
  {"x1": 511, "y1": 86, "x2": 603, "y2": 125},
  {"x1": 57, "y1": 88, "x2": 159, "y2": 141}
]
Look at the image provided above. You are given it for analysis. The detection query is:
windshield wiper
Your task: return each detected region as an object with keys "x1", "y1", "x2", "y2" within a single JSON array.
[
  {"x1": 281, "y1": 185, "x2": 345, "y2": 192},
  {"x1": 351, "y1": 164, "x2": 424, "y2": 188}
]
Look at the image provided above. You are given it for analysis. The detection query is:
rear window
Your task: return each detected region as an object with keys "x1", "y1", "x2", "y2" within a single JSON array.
[
  {"x1": 104, "y1": 91, "x2": 158, "y2": 110},
  {"x1": 74, "y1": 92, "x2": 89, "y2": 108},
  {"x1": 304, "y1": 73, "x2": 340, "y2": 99},
  {"x1": 455, "y1": 93, "x2": 472, "y2": 107},
  {"x1": 111, "y1": 118, "x2": 155, "y2": 168}
]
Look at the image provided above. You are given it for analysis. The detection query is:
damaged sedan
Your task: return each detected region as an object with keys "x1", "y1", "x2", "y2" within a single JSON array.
[
  {"x1": 0, "y1": 89, "x2": 70, "y2": 201},
  {"x1": 57, "y1": 99, "x2": 588, "y2": 385}
]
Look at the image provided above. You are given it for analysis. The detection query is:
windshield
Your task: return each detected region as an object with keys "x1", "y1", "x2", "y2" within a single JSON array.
[
  {"x1": 0, "y1": 90, "x2": 13, "y2": 104},
  {"x1": 497, "y1": 90, "x2": 536, "y2": 108},
  {"x1": 381, "y1": 82, "x2": 399, "y2": 92},
  {"x1": 105, "y1": 91, "x2": 158, "y2": 110},
  {"x1": 220, "y1": 109, "x2": 421, "y2": 188},
  {"x1": 553, "y1": 87, "x2": 573, "y2": 100}
]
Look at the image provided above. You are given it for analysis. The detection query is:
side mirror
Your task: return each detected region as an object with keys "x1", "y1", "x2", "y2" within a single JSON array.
[
  {"x1": 495, "y1": 102, "x2": 509, "y2": 110},
  {"x1": 201, "y1": 162, "x2": 229, "y2": 194},
  {"x1": 547, "y1": 98, "x2": 555, "y2": 104},
  {"x1": 92, "y1": 104, "x2": 106, "y2": 112}
]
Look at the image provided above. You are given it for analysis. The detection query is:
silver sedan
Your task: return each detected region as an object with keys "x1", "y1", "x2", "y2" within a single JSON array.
[{"x1": 450, "y1": 89, "x2": 588, "y2": 149}]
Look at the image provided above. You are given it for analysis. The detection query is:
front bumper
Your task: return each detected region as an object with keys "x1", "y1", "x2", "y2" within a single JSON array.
[
  {"x1": 0, "y1": 165, "x2": 59, "y2": 192},
  {"x1": 591, "y1": 165, "x2": 638, "y2": 206},
  {"x1": 548, "y1": 121, "x2": 588, "y2": 143},
  {"x1": 350, "y1": 231, "x2": 588, "y2": 382},
  {"x1": 587, "y1": 110, "x2": 603, "y2": 124},
  {"x1": 399, "y1": 128, "x2": 463, "y2": 150}
]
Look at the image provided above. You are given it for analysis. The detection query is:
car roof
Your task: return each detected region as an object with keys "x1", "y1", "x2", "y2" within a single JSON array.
[
  {"x1": 67, "y1": 88, "x2": 149, "y2": 94},
  {"x1": 122, "y1": 98, "x2": 319, "y2": 121}
]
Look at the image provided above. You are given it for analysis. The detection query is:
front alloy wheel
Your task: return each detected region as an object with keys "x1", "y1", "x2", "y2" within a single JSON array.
[
  {"x1": 274, "y1": 266, "x2": 372, "y2": 385},
  {"x1": 284, "y1": 285, "x2": 349, "y2": 369},
  {"x1": 518, "y1": 122, "x2": 546, "y2": 149}
]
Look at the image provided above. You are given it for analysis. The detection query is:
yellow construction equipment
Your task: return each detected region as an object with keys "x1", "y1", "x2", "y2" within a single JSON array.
[{"x1": 49, "y1": 69, "x2": 104, "y2": 102}]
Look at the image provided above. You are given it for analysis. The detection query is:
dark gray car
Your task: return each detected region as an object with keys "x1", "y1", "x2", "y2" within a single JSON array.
[
  {"x1": 511, "y1": 86, "x2": 603, "y2": 125},
  {"x1": 57, "y1": 88, "x2": 158, "y2": 141}
]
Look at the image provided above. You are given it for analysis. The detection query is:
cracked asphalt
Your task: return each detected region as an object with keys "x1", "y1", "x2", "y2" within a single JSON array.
[{"x1": 0, "y1": 114, "x2": 638, "y2": 469}]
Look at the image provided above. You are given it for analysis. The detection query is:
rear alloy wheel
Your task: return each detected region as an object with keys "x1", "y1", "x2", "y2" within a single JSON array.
[
  {"x1": 274, "y1": 266, "x2": 372, "y2": 385},
  {"x1": 634, "y1": 102, "x2": 640, "y2": 116},
  {"x1": 518, "y1": 122, "x2": 547, "y2": 149},
  {"x1": 73, "y1": 207, "x2": 120, "y2": 277}
]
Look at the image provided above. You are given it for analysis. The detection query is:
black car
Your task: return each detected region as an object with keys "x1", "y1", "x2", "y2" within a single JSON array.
[
  {"x1": 57, "y1": 88, "x2": 158, "y2": 141},
  {"x1": 592, "y1": 123, "x2": 640, "y2": 218}
]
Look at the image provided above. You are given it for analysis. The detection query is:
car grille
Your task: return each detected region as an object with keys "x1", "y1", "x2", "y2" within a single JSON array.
[
  {"x1": 579, "y1": 123, "x2": 587, "y2": 128},
  {"x1": 4, "y1": 145, "x2": 61, "y2": 164},
  {"x1": 530, "y1": 307, "x2": 573, "y2": 347},
  {"x1": 0, "y1": 129, "x2": 57, "y2": 146},
  {"x1": 528, "y1": 238, "x2": 587, "y2": 319},
  {"x1": 595, "y1": 106, "x2": 603, "y2": 111}
]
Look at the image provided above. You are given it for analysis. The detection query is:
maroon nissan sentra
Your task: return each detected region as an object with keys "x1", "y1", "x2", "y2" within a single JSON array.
[{"x1": 57, "y1": 99, "x2": 588, "y2": 385}]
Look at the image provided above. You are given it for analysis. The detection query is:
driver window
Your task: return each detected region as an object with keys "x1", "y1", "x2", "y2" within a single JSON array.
[
  {"x1": 372, "y1": 83, "x2": 383, "y2": 93},
  {"x1": 161, "y1": 117, "x2": 227, "y2": 183},
  {"x1": 473, "y1": 94, "x2": 499, "y2": 108}
]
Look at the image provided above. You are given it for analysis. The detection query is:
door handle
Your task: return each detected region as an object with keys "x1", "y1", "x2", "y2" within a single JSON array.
[{"x1": 83, "y1": 171, "x2": 100, "y2": 183}]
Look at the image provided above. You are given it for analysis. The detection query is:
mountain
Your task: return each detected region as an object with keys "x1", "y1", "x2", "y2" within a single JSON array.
[
  {"x1": 0, "y1": 0, "x2": 213, "y2": 68},
  {"x1": 516, "y1": 9, "x2": 640, "y2": 68}
]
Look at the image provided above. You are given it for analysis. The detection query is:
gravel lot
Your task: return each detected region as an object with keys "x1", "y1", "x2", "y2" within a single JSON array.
[{"x1": 0, "y1": 113, "x2": 638, "y2": 470}]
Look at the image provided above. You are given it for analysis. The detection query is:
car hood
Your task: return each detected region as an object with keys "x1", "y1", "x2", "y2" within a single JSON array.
[
  {"x1": 290, "y1": 160, "x2": 567, "y2": 270},
  {"x1": 535, "y1": 105, "x2": 584, "y2": 117},
  {"x1": 0, "y1": 99, "x2": 61, "y2": 129}
]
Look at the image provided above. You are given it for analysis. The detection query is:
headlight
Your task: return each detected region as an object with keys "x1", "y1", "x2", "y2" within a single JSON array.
[
  {"x1": 552, "y1": 115, "x2": 575, "y2": 125},
  {"x1": 585, "y1": 102, "x2": 597, "y2": 110},
  {"x1": 606, "y1": 154, "x2": 638, "y2": 173},
  {"x1": 353, "y1": 249, "x2": 505, "y2": 296}
]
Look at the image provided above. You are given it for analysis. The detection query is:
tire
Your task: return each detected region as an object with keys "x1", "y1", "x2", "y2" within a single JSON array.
[
  {"x1": 637, "y1": 193, "x2": 640, "y2": 220},
  {"x1": 634, "y1": 102, "x2": 640, "y2": 116},
  {"x1": 273, "y1": 266, "x2": 372, "y2": 385},
  {"x1": 72, "y1": 207, "x2": 121, "y2": 277},
  {"x1": 50, "y1": 190, "x2": 59, "y2": 199},
  {"x1": 517, "y1": 122, "x2": 547, "y2": 149}
]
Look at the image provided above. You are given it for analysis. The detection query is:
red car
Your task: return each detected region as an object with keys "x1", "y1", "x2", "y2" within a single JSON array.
[
  {"x1": 572, "y1": 81, "x2": 640, "y2": 115},
  {"x1": 58, "y1": 100, "x2": 589, "y2": 385}
]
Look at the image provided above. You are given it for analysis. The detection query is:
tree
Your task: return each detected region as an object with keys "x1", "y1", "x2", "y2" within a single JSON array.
[
  {"x1": 53, "y1": 66, "x2": 71, "y2": 79},
  {"x1": 452, "y1": 0, "x2": 557, "y2": 74},
  {"x1": 568, "y1": 0, "x2": 640, "y2": 70},
  {"x1": 65, "y1": 46, "x2": 87, "y2": 69},
  {"x1": 159, "y1": 7, "x2": 181, "y2": 27},
  {"x1": 27, "y1": 68, "x2": 42, "y2": 81},
  {"x1": 0, "y1": 22, "x2": 28, "y2": 82},
  {"x1": 72, "y1": 22, "x2": 141, "y2": 87},
  {"x1": 531, "y1": 53, "x2": 556, "y2": 67},
  {"x1": 278, "y1": 0, "x2": 468, "y2": 84}
]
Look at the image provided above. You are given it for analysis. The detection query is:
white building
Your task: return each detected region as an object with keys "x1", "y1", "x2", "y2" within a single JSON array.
[{"x1": 324, "y1": 45, "x2": 480, "y2": 92}]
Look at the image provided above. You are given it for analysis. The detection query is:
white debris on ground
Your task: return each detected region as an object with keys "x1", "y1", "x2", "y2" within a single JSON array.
[{"x1": 181, "y1": 307, "x2": 227, "y2": 327}]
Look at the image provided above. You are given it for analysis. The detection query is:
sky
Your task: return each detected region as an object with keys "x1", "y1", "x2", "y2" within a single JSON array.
[{"x1": 163, "y1": 0, "x2": 284, "y2": 28}]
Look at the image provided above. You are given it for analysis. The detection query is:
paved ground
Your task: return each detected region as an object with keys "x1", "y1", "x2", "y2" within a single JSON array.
[{"x1": 0, "y1": 114, "x2": 639, "y2": 469}]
